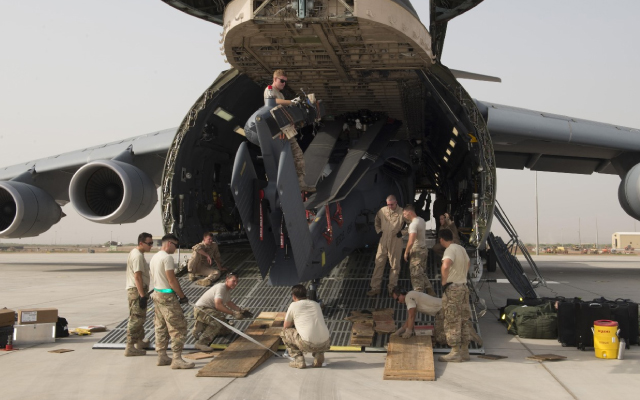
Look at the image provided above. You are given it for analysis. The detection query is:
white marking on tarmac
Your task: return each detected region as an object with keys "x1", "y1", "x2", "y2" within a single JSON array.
[{"x1": 495, "y1": 279, "x2": 559, "y2": 284}]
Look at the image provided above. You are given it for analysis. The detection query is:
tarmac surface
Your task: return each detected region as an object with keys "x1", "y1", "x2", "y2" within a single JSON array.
[{"x1": 1, "y1": 252, "x2": 639, "y2": 400}]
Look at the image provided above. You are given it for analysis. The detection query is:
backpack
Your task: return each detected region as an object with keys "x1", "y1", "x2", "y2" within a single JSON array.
[
  {"x1": 56, "y1": 317, "x2": 69, "y2": 338},
  {"x1": 504, "y1": 303, "x2": 557, "y2": 339}
]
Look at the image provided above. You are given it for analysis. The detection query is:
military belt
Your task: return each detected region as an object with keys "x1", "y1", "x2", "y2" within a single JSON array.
[{"x1": 154, "y1": 288, "x2": 175, "y2": 293}]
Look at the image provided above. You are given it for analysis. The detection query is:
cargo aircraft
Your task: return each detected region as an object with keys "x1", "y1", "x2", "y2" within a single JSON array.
[{"x1": 2, "y1": 0, "x2": 639, "y2": 292}]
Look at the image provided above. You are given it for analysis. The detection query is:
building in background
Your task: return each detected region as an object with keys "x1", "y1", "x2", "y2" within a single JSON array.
[{"x1": 611, "y1": 232, "x2": 640, "y2": 249}]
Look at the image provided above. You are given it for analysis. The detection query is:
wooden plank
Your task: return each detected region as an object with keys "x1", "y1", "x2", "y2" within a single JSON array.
[
  {"x1": 184, "y1": 352, "x2": 217, "y2": 360},
  {"x1": 196, "y1": 335, "x2": 281, "y2": 378},
  {"x1": 526, "y1": 354, "x2": 567, "y2": 362},
  {"x1": 374, "y1": 320, "x2": 396, "y2": 334},
  {"x1": 384, "y1": 335, "x2": 435, "y2": 381},
  {"x1": 255, "y1": 312, "x2": 280, "y2": 320}
]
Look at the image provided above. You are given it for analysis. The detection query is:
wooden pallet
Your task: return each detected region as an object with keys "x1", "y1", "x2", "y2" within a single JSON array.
[
  {"x1": 196, "y1": 312, "x2": 284, "y2": 378},
  {"x1": 383, "y1": 335, "x2": 435, "y2": 381}
]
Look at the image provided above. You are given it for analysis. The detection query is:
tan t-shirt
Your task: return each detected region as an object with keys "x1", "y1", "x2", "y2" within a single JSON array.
[
  {"x1": 442, "y1": 243, "x2": 470, "y2": 284},
  {"x1": 404, "y1": 291, "x2": 442, "y2": 316},
  {"x1": 149, "y1": 250, "x2": 175, "y2": 290},
  {"x1": 196, "y1": 282, "x2": 231, "y2": 309},
  {"x1": 408, "y1": 216, "x2": 427, "y2": 248},
  {"x1": 264, "y1": 86, "x2": 284, "y2": 100},
  {"x1": 285, "y1": 299, "x2": 330, "y2": 344},
  {"x1": 125, "y1": 248, "x2": 149, "y2": 290}
]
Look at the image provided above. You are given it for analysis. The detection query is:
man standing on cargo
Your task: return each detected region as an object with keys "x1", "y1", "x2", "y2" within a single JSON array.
[
  {"x1": 281, "y1": 285, "x2": 331, "y2": 369},
  {"x1": 124, "y1": 232, "x2": 153, "y2": 357},
  {"x1": 402, "y1": 204, "x2": 436, "y2": 296},
  {"x1": 188, "y1": 232, "x2": 225, "y2": 287},
  {"x1": 150, "y1": 234, "x2": 194, "y2": 369},
  {"x1": 437, "y1": 228, "x2": 471, "y2": 362},
  {"x1": 264, "y1": 69, "x2": 314, "y2": 192},
  {"x1": 368, "y1": 195, "x2": 404, "y2": 297},
  {"x1": 192, "y1": 273, "x2": 250, "y2": 352}
]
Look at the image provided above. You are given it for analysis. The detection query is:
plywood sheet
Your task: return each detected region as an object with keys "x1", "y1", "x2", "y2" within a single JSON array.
[
  {"x1": 184, "y1": 352, "x2": 216, "y2": 360},
  {"x1": 197, "y1": 335, "x2": 281, "y2": 378},
  {"x1": 384, "y1": 335, "x2": 435, "y2": 381}
]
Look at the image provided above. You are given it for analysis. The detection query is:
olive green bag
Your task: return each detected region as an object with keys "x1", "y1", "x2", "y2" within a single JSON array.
[{"x1": 504, "y1": 303, "x2": 558, "y2": 339}]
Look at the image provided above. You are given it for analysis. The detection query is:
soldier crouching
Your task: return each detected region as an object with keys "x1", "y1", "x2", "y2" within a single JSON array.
[{"x1": 188, "y1": 232, "x2": 226, "y2": 286}]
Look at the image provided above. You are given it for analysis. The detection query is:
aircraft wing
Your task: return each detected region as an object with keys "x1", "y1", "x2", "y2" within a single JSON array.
[
  {"x1": 476, "y1": 100, "x2": 640, "y2": 176},
  {"x1": 0, "y1": 128, "x2": 176, "y2": 238},
  {"x1": 0, "y1": 128, "x2": 176, "y2": 201}
]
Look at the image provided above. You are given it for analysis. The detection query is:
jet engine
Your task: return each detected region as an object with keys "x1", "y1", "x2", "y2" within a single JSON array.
[
  {"x1": 0, "y1": 181, "x2": 63, "y2": 238},
  {"x1": 69, "y1": 160, "x2": 157, "y2": 224},
  {"x1": 618, "y1": 163, "x2": 640, "y2": 221}
]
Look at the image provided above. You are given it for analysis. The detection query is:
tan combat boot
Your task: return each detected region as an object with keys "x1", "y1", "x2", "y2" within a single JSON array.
[
  {"x1": 467, "y1": 321, "x2": 483, "y2": 347},
  {"x1": 135, "y1": 338, "x2": 150, "y2": 350},
  {"x1": 171, "y1": 351, "x2": 195, "y2": 369},
  {"x1": 124, "y1": 343, "x2": 146, "y2": 357},
  {"x1": 366, "y1": 288, "x2": 381, "y2": 297},
  {"x1": 195, "y1": 277, "x2": 213, "y2": 287},
  {"x1": 156, "y1": 350, "x2": 172, "y2": 366},
  {"x1": 438, "y1": 345, "x2": 463, "y2": 363},
  {"x1": 312, "y1": 352, "x2": 324, "y2": 368},
  {"x1": 289, "y1": 355, "x2": 306, "y2": 369},
  {"x1": 460, "y1": 343, "x2": 470, "y2": 361},
  {"x1": 194, "y1": 341, "x2": 214, "y2": 352}
]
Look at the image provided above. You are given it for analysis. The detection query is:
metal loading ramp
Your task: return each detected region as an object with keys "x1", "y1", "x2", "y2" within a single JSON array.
[{"x1": 95, "y1": 245, "x2": 483, "y2": 354}]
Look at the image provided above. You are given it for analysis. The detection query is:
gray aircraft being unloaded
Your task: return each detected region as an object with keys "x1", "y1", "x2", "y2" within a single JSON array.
[{"x1": 1, "y1": 0, "x2": 639, "y2": 293}]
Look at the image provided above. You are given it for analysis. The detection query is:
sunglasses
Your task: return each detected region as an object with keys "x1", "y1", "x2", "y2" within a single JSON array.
[
  {"x1": 168, "y1": 241, "x2": 178, "y2": 247},
  {"x1": 278, "y1": 78, "x2": 287, "y2": 84},
  {"x1": 144, "y1": 241, "x2": 153, "y2": 246}
]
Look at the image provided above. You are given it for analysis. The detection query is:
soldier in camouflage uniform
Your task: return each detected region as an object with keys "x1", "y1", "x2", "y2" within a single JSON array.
[
  {"x1": 192, "y1": 273, "x2": 248, "y2": 352},
  {"x1": 264, "y1": 69, "x2": 314, "y2": 193},
  {"x1": 150, "y1": 234, "x2": 194, "y2": 369},
  {"x1": 281, "y1": 285, "x2": 331, "y2": 369},
  {"x1": 437, "y1": 228, "x2": 471, "y2": 362},
  {"x1": 402, "y1": 204, "x2": 436, "y2": 296},
  {"x1": 124, "y1": 232, "x2": 153, "y2": 357},
  {"x1": 188, "y1": 232, "x2": 225, "y2": 287}
]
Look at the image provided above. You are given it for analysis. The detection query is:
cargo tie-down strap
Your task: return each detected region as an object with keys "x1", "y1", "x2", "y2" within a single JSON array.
[{"x1": 187, "y1": 300, "x2": 289, "y2": 359}]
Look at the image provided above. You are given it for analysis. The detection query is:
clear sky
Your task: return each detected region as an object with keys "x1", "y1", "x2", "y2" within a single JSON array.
[{"x1": 1, "y1": 0, "x2": 639, "y2": 246}]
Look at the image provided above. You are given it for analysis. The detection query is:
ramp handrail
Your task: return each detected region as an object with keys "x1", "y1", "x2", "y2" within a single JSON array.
[{"x1": 493, "y1": 200, "x2": 547, "y2": 289}]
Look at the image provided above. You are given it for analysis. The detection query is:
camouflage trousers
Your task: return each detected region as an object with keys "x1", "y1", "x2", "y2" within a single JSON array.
[
  {"x1": 408, "y1": 246, "x2": 434, "y2": 294},
  {"x1": 442, "y1": 284, "x2": 471, "y2": 347},
  {"x1": 289, "y1": 138, "x2": 306, "y2": 185},
  {"x1": 434, "y1": 309, "x2": 446, "y2": 345},
  {"x1": 193, "y1": 306, "x2": 228, "y2": 345},
  {"x1": 281, "y1": 328, "x2": 331, "y2": 358},
  {"x1": 188, "y1": 259, "x2": 221, "y2": 281},
  {"x1": 126, "y1": 286, "x2": 148, "y2": 344},
  {"x1": 153, "y1": 292, "x2": 188, "y2": 352}
]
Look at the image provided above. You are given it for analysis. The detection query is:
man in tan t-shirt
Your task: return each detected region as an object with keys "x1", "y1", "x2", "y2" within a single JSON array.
[
  {"x1": 188, "y1": 232, "x2": 225, "y2": 287},
  {"x1": 192, "y1": 274, "x2": 249, "y2": 352},
  {"x1": 124, "y1": 232, "x2": 153, "y2": 357},
  {"x1": 437, "y1": 228, "x2": 472, "y2": 363},
  {"x1": 264, "y1": 69, "x2": 314, "y2": 192},
  {"x1": 391, "y1": 287, "x2": 443, "y2": 339},
  {"x1": 281, "y1": 285, "x2": 331, "y2": 369},
  {"x1": 150, "y1": 234, "x2": 194, "y2": 370}
]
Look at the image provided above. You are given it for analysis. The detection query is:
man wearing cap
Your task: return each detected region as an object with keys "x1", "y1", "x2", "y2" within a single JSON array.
[
  {"x1": 264, "y1": 69, "x2": 313, "y2": 192},
  {"x1": 437, "y1": 228, "x2": 472, "y2": 362},
  {"x1": 402, "y1": 204, "x2": 437, "y2": 297},
  {"x1": 150, "y1": 233, "x2": 194, "y2": 369},
  {"x1": 368, "y1": 195, "x2": 404, "y2": 297},
  {"x1": 188, "y1": 232, "x2": 225, "y2": 287},
  {"x1": 124, "y1": 232, "x2": 153, "y2": 357},
  {"x1": 192, "y1": 273, "x2": 250, "y2": 352}
]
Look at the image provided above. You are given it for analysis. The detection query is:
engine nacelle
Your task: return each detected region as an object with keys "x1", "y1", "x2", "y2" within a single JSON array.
[
  {"x1": 0, "y1": 181, "x2": 63, "y2": 238},
  {"x1": 69, "y1": 160, "x2": 157, "y2": 224},
  {"x1": 618, "y1": 163, "x2": 640, "y2": 220}
]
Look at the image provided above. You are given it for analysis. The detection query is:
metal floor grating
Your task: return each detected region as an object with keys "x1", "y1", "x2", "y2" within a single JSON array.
[{"x1": 95, "y1": 245, "x2": 483, "y2": 354}]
